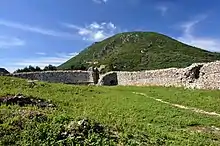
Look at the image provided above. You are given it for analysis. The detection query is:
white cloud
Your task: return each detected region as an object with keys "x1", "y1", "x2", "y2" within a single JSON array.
[
  {"x1": 63, "y1": 22, "x2": 120, "y2": 42},
  {"x1": 0, "y1": 36, "x2": 25, "y2": 49},
  {"x1": 176, "y1": 15, "x2": 220, "y2": 52},
  {"x1": 0, "y1": 20, "x2": 77, "y2": 39},
  {"x1": 92, "y1": 0, "x2": 108, "y2": 4},
  {"x1": 68, "y1": 52, "x2": 79, "y2": 56},
  {"x1": 156, "y1": 5, "x2": 168, "y2": 16},
  {"x1": 3, "y1": 52, "x2": 78, "y2": 72},
  {"x1": 0, "y1": 19, "x2": 122, "y2": 42}
]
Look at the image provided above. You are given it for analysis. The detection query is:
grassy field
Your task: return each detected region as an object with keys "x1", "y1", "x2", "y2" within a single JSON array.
[{"x1": 1, "y1": 76, "x2": 220, "y2": 145}]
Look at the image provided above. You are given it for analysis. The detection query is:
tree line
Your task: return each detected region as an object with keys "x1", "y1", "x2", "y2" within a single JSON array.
[{"x1": 14, "y1": 65, "x2": 57, "y2": 73}]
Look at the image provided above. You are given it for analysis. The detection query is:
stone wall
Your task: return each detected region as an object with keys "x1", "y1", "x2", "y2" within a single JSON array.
[
  {"x1": 8, "y1": 61, "x2": 220, "y2": 90},
  {"x1": 12, "y1": 70, "x2": 95, "y2": 84},
  {"x1": 188, "y1": 61, "x2": 220, "y2": 89},
  {"x1": 98, "y1": 61, "x2": 220, "y2": 90},
  {"x1": 98, "y1": 72, "x2": 118, "y2": 86}
]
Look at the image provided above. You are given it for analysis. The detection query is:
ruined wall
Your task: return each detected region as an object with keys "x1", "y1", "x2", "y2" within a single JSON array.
[
  {"x1": 12, "y1": 70, "x2": 95, "y2": 84},
  {"x1": 98, "y1": 72, "x2": 118, "y2": 86},
  {"x1": 98, "y1": 61, "x2": 220, "y2": 90},
  {"x1": 116, "y1": 68, "x2": 184, "y2": 86},
  {"x1": 9, "y1": 61, "x2": 220, "y2": 90},
  {"x1": 99, "y1": 68, "x2": 185, "y2": 87},
  {"x1": 189, "y1": 62, "x2": 220, "y2": 89}
]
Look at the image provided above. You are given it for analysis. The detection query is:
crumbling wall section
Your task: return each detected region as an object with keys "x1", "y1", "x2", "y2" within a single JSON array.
[
  {"x1": 98, "y1": 61, "x2": 220, "y2": 90},
  {"x1": 98, "y1": 72, "x2": 118, "y2": 86},
  {"x1": 10, "y1": 61, "x2": 220, "y2": 90},
  {"x1": 189, "y1": 61, "x2": 220, "y2": 89}
]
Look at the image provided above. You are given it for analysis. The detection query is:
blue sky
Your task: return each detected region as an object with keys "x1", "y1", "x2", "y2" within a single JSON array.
[{"x1": 0, "y1": 0, "x2": 220, "y2": 72}]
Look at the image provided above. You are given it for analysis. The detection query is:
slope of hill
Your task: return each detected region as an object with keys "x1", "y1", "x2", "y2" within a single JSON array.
[
  {"x1": 59, "y1": 32, "x2": 220, "y2": 72},
  {"x1": 0, "y1": 68, "x2": 9, "y2": 75}
]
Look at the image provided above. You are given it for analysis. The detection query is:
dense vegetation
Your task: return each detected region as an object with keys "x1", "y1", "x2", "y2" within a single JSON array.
[
  {"x1": 15, "y1": 65, "x2": 57, "y2": 73},
  {"x1": 1, "y1": 76, "x2": 220, "y2": 145},
  {"x1": 0, "y1": 68, "x2": 9, "y2": 74},
  {"x1": 59, "y1": 32, "x2": 220, "y2": 73}
]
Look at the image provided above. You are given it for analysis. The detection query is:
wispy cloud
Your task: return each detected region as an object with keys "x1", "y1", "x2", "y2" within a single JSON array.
[
  {"x1": 0, "y1": 19, "x2": 77, "y2": 39},
  {"x1": 180, "y1": 15, "x2": 207, "y2": 35},
  {"x1": 36, "y1": 52, "x2": 46, "y2": 55},
  {"x1": 3, "y1": 52, "x2": 78, "y2": 72},
  {"x1": 0, "y1": 36, "x2": 25, "y2": 49},
  {"x1": 156, "y1": 5, "x2": 168, "y2": 16},
  {"x1": 0, "y1": 19, "x2": 123, "y2": 42},
  {"x1": 176, "y1": 15, "x2": 220, "y2": 52},
  {"x1": 63, "y1": 22, "x2": 121, "y2": 42},
  {"x1": 92, "y1": 0, "x2": 108, "y2": 4}
]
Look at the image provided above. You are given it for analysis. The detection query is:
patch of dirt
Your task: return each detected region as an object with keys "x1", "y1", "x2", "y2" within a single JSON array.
[
  {"x1": 18, "y1": 109, "x2": 48, "y2": 122},
  {"x1": 189, "y1": 126, "x2": 220, "y2": 135},
  {"x1": 0, "y1": 94, "x2": 55, "y2": 108}
]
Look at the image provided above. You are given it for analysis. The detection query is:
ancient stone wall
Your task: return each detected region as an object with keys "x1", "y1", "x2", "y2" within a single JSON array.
[
  {"x1": 98, "y1": 61, "x2": 220, "y2": 90},
  {"x1": 188, "y1": 61, "x2": 220, "y2": 89},
  {"x1": 12, "y1": 70, "x2": 95, "y2": 84},
  {"x1": 8, "y1": 61, "x2": 220, "y2": 90}
]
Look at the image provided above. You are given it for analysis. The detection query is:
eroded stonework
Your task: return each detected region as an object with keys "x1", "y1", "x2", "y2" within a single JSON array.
[
  {"x1": 98, "y1": 72, "x2": 118, "y2": 86},
  {"x1": 8, "y1": 61, "x2": 220, "y2": 90},
  {"x1": 98, "y1": 61, "x2": 220, "y2": 90}
]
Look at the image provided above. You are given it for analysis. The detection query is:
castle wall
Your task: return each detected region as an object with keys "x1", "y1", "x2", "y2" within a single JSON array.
[
  {"x1": 116, "y1": 68, "x2": 185, "y2": 86},
  {"x1": 10, "y1": 61, "x2": 220, "y2": 90},
  {"x1": 12, "y1": 70, "x2": 94, "y2": 84},
  {"x1": 98, "y1": 61, "x2": 220, "y2": 90},
  {"x1": 190, "y1": 61, "x2": 220, "y2": 89}
]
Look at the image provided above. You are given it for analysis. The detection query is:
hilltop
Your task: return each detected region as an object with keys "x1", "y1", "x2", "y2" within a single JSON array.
[{"x1": 59, "y1": 32, "x2": 220, "y2": 73}]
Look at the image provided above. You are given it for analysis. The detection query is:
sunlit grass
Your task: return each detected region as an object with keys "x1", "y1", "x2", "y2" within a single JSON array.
[{"x1": 1, "y1": 76, "x2": 220, "y2": 145}]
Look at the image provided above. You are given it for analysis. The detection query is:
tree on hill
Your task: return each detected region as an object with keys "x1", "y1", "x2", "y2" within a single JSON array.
[
  {"x1": 43, "y1": 65, "x2": 57, "y2": 71},
  {"x1": 14, "y1": 65, "x2": 41, "y2": 73},
  {"x1": 14, "y1": 65, "x2": 57, "y2": 73},
  {"x1": 35, "y1": 66, "x2": 42, "y2": 71},
  {"x1": 0, "y1": 68, "x2": 10, "y2": 75}
]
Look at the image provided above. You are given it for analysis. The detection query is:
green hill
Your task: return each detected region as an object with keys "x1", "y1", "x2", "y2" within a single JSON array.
[{"x1": 59, "y1": 32, "x2": 220, "y2": 72}]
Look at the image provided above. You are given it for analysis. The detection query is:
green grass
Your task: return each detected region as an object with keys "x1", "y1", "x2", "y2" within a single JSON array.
[
  {"x1": 59, "y1": 32, "x2": 220, "y2": 72},
  {"x1": 1, "y1": 76, "x2": 220, "y2": 145}
]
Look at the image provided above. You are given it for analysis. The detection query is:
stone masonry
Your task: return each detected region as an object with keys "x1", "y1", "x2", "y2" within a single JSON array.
[
  {"x1": 98, "y1": 61, "x2": 220, "y2": 90},
  {"x1": 7, "y1": 61, "x2": 220, "y2": 90},
  {"x1": 12, "y1": 70, "x2": 95, "y2": 85}
]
